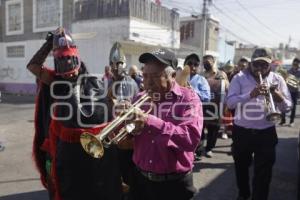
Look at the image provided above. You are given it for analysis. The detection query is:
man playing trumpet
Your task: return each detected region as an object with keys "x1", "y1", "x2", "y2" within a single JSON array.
[
  {"x1": 226, "y1": 48, "x2": 292, "y2": 200},
  {"x1": 119, "y1": 49, "x2": 203, "y2": 200}
]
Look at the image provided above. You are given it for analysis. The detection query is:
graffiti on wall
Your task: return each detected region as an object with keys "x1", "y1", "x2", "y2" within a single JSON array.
[{"x1": 0, "y1": 66, "x2": 21, "y2": 80}]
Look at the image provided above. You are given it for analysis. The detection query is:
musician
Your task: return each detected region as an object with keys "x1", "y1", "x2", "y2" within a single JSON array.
[
  {"x1": 280, "y1": 57, "x2": 300, "y2": 126},
  {"x1": 202, "y1": 53, "x2": 229, "y2": 157},
  {"x1": 184, "y1": 53, "x2": 210, "y2": 160},
  {"x1": 126, "y1": 49, "x2": 203, "y2": 200},
  {"x1": 27, "y1": 28, "x2": 122, "y2": 200},
  {"x1": 226, "y1": 48, "x2": 292, "y2": 200}
]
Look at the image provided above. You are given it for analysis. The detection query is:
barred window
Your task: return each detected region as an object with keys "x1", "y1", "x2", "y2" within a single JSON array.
[
  {"x1": 5, "y1": 0, "x2": 23, "y2": 35},
  {"x1": 6, "y1": 45, "x2": 25, "y2": 58},
  {"x1": 33, "y1": 0, "x2": 61, "y2": 32}
]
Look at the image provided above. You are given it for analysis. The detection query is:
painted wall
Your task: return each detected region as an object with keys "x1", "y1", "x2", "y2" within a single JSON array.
[
  {"x1": 0, "y1": 40, "x2": 54, "y2": 94},
  {"x1": 129, "y1": 17, "x2": 180, "y2": 49},
  {"x1": 72, "y1": 18, "x2": 130, "y2": 74},
  {"x1": 72, "y1": 17, "x2": 179, "y2": 75}
]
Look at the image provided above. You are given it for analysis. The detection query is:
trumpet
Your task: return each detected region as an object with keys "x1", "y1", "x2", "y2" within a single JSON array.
[
  {"x1": 80, "y1": 92, "x2": 152, "y2": 158},
  {"x1": 258, "y1": 72, "x2": 281, "y2": 122}
]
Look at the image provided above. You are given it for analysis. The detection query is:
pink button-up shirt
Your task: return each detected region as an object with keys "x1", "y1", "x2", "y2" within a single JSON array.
[{"x1": 133, "y1": 82, "x2": 203, "y2": 174}]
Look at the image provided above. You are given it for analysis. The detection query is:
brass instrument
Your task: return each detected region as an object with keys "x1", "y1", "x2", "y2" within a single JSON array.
[
  {"x1": 286, "y1": 74, "x2": 300, "y2": 90},
  {"x1": 258, "y1": 72, "x2": 281, "y2": 122},
  {"x1": 80, "y1": 93, "x2": 152, "y2": 158}
]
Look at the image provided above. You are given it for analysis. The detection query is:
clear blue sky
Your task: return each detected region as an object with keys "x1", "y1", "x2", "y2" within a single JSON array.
[{"x1": 162, "y1": 0, "x2": 300, "y2": 48}]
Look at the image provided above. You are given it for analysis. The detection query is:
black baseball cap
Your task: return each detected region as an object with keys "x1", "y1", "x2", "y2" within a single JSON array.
[
  {"x1": 139, "y1": 48, "x2": 178, "y2": 69},
  {"x1": 293, "y1": 57, "x2": 300, "y2": 63},
  {"x1": 251, "y1": 48, "x2": 273, "y2": 63}
]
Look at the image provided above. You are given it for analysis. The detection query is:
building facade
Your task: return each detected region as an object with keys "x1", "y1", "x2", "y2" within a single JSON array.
[
  {"x1": 0, "y1": 0, "x2": 73, "y2": 94},
  {"x1": 178, "y1": 14, "x2": 220, "y2": 59},
  {"x1": 234, "y1": 43, "x2": 300, "y2": 64},
  {"x1": 72, "y1": 0, "x2": 179, "y2": 74},
  {"x1": 0, "y1": 0, "x2": 180, "y2": 94}
]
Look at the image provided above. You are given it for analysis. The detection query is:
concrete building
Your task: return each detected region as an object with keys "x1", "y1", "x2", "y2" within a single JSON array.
[
  {"x1": 0, "y1": 0, "x2": 180, "y2": 94},
  {"x1": 178, "y1": 14, "x2": 220, "y2": 59},
  {"x1": 0, "y1": 0, "x2": 73, "y2": 94},
  {"x1": 72, "y1": 0, "x2": 179, "y2": 73}
]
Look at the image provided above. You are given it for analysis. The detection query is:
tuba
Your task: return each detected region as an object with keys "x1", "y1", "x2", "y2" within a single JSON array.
[
  {"x1": 80, "y1": 92, "x2": 152, "y2": 158},
  {"x1": 286, "y1": 74, "x2": 299, "y2": 90},
  {"x1": 258, "y1": 72, "x2": 281, "y2": 122}
]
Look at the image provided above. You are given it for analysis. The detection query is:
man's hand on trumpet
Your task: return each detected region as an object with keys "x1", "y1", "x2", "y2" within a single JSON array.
[
  {"x1": 250, "y1": 83, "x2": 268, "y2": 98},
  {"x1": 269, "y1": 84, "x2": 284, "y2": 103},
  {"x1": 114, "y1": 101, "x2": 148, "y2": 135},
  {"x1": 125, "y1": 107, "x2": 148, "y2": 136},
  {"x1": 250, "y1": 83, "x2": 284, "y2": 103}
]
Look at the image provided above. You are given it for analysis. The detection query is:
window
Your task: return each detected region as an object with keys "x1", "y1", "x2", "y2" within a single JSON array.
[
  {"x1": 180, "y1": 25, "x2": 185, "y2": 41},
  {"x1": 185, "y1": 23, "x2": 190, "y2": 39},
  {"x1": 190, "y1": 22, "x2": 195, "y2": 37},
  {"x1": 6, "y1": 45, "x2": 25, "y2": 58},
  {"x1": 33, "y1": 0, "x2": 62, "y2": 32},
  {"x1": 5, "y1": 0, "x2": 23, "y2": 35}
]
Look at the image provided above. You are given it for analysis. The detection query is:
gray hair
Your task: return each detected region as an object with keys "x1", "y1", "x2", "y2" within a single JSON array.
[{"x1": 164, "y1": 66, "x2": 175, "y2": 77}]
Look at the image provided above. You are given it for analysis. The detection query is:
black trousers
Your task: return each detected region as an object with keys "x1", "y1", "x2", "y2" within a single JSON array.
[
  {"x1": 281, "y1": 91, "x2": 298, "y2": 123},
  {"x1": 117, "y1": 148, "x2": 136, "y2": 200},
  {"x1": 130, "y1": 167, "x2": 196, "y2": 200},
  {"x1": 195, "y1": 128, "x2": 206, "y2": 156},
  {"x1": 232, "y1": 125, "x2": 278, "y2": 200},
  {"x1": 55, "y1": 140, "x2": 122, "y2": 200},
  {"x1": 205, "y1": 122, "x2": 221, "y2": 152}
]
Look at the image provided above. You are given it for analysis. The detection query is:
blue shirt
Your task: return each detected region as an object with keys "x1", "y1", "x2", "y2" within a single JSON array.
[{"x1": 189, "y1": 74, "x2": 211, "y2": 102}]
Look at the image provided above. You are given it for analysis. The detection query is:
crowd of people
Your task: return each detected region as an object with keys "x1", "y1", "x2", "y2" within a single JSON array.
[{"x1": 27, "y1": 27, "x2": 297, "y2": 200}]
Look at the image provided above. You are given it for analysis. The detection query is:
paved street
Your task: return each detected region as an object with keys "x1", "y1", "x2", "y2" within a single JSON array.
[{"x1": 0, "y1": 94, "x2": 298, "y2": 200}]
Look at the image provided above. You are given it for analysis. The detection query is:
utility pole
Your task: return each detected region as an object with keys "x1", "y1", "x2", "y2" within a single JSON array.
[
  {"x1": 201, "y1": 0, "x2": 207, "y2": 59},
  {"x1": 201, "y1": 0, "x2": 212, "y2": 59}
]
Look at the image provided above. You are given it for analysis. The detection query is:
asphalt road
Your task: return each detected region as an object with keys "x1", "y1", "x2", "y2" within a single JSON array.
[{"x1": 0, "y1": 94, "x2": 298, "y2": 200}]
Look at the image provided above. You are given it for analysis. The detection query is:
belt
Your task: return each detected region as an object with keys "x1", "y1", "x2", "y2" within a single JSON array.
[{"x1": 138, "y1": 168, "x2": 191, "y2": 182}]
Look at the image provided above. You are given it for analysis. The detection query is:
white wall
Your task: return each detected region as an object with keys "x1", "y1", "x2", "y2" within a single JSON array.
[
  {"x1": 72, "y1": 18, "x2": 130, "y2": 74},
  {"x1": 0, "y1": 17, "x2": 181, "y2": 86},
  {"x1": 129, "y1": 18, "x2": 180, "y2": 49},
  {"x1": 0, "y1": 40, "x2": 53, "y2": 84}
]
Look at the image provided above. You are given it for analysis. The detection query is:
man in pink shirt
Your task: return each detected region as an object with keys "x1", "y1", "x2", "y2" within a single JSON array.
[{"x1": 123, "y1": 48, "x2": 203, "y2": 200}]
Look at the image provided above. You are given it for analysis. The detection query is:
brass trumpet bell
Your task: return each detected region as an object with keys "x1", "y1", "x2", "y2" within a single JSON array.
[
  {"x1": 266, "y1": 112, "x2": 281, "y2": 123},
  {"x1": 80, "y1": 133, "x2": 105, "y2": 158},
  {"x1": 80, "y1": 92, "x2": 152, "y2": 158},
  {"x1": 258, "y1": 72, "x2": 282, "y2": 123}
]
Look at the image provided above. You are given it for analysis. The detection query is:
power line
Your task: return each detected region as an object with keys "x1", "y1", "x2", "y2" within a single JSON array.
[
  {"x1": 235, "y1": 0, "x2": 285, "y2": 39},
  {"x1": 163, "y1": 1, "x2": 258, "y2": 45},
  {"x1": 211, "y1": 3, "x2": 274, "y2": 46},
  {"x1": 219, "y1": 24, "x2": 256, "y2": 45}
]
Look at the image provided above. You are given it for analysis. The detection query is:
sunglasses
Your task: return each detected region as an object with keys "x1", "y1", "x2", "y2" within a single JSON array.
[{"x1": 252, "y1": 61, "x2": 269, "y2": 70}]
